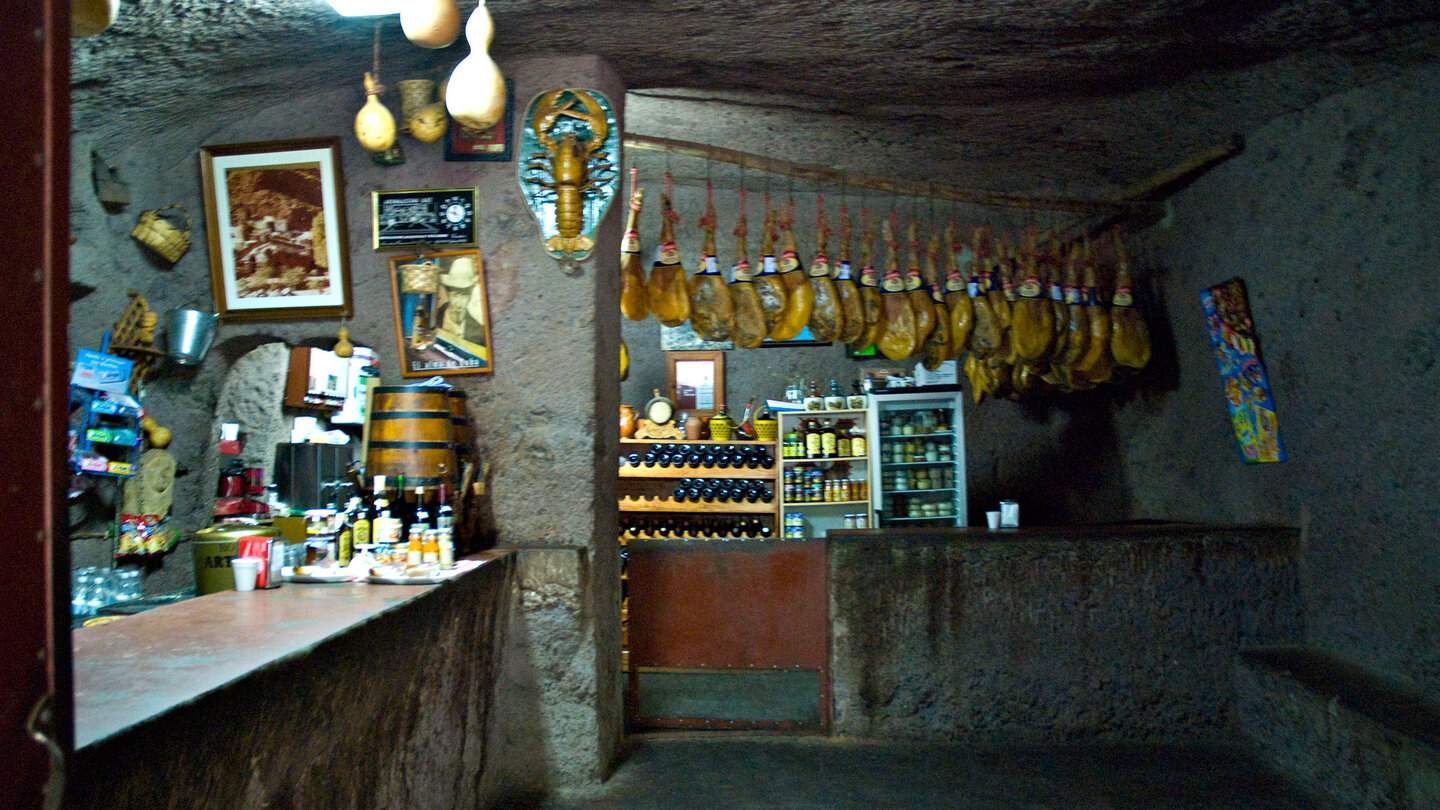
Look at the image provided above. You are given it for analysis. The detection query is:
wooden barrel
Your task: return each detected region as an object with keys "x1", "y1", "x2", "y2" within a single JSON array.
[
  {"x1": 448, "y1": 389, "x2": 472, "y2": 457},
  {"x1": 366, "y1": 386, "x2": 458, "y2": 488}
]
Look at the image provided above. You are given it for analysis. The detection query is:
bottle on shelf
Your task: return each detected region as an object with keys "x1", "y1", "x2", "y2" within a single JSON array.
[
  {"x1": 820, "y1": 419, "x2": 838, "y2": 458},
  {"x1": 737, "y1": 397, "x2": 755, "y2": 439},
  {"x1": 422, "y1": 529, "x2": 440, "y2": 565},
  {"x1": 848, "y1": 380, "x2": 867, "y2": 409},
  {"x1": 837, "y1": 421, "x2": 853, "y2": 458},
  {"x1": 805, "y1": 381, "x2": 823, "y2": 411},
  {"x1": 412, "y1": 486, "x2": 431, "y2": 531},
  {"x1": 335, "y1": 497, "x2": 357, "y2": 566},
  {"x1": 804, "y1": 418, "x2": 822, "y2": 459},
  {"x1": 406, "y1": 526, "x2": 424, "y2": 567},
  {"x1": 826, "y1": 380, "x2": 846, "y2": 410},
  {"x1": 851, "y1": 422, "x2": 868, "y2": 458}
]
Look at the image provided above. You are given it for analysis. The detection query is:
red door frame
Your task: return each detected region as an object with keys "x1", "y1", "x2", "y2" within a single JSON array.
[{"x1": 1, "y1": 0, "x2": 73, "y2": 807}]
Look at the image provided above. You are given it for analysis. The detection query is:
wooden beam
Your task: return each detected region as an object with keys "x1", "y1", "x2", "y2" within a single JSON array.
[{"x1": 622, "y1": 133, "x2": 1164, "y2": 217}]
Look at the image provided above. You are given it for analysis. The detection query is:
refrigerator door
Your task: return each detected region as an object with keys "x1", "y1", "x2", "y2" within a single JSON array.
[{"x1": 866, "y1": 388, "x2": 967, "y2": 528}]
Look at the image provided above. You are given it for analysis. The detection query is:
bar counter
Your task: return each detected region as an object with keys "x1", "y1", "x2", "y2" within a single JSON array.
[
  {"x1": 823, "y1": 522, "x2": 1303, "y2": 743},
  {"x1": 68, "y1": 550, "x2": 516, "y2": 810}
]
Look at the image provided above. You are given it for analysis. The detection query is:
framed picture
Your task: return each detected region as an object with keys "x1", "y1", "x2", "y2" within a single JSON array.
[
  {"x1": 199, "y1": 138, "x2": 351, "y2": 320},
  {"x1": 444, "y1": 78, "x2": 514, "y2": 162},
  {"x1": 387, "y1": 249, "x2": 494, "y2": 377},
  {"x1": 372, "y1": 187, "x2": 478, "y2": 250},
  {"x1": 667, "y1": 350, "x2": 725, "y2": 425}
]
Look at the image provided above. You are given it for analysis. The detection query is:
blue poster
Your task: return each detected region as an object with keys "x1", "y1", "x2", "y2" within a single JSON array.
[{"x1": 1200, "y1": 278, "x2": 1284, "y2": 463}]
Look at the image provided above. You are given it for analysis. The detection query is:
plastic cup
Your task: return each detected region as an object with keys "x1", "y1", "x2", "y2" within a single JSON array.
[
  {"x1": 986, "y1": 511, "x2": 1001, "y2": 531},
  {"x1": 1000, "y1": 500, "x2": 1020, "y2": 528},
  {"x1": 231, "y1": 557, "x2": 262, "y2": 592}
]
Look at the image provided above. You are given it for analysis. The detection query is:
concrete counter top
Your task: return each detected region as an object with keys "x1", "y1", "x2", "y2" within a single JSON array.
[
  {"x1": 828, "y1": 521, "x2": 1297, "y2": 544},
  {"x1": 71, "y1": 550, "x2": 514, "y2": 751}
]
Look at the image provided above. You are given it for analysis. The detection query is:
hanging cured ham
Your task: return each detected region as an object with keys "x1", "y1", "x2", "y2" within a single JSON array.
[
  {"x1": 1048, "y1": 243, "x2": 1091, "y2": 390},
  {"x1": 646, "y1": 174, "x2": 691, "y2": 327},
  {"x1": 905, "y1": 220, "x2": 935, "y2": 346},
  {"x1": 1109, "y1": 233, "x2": 1152, "y2": 370},
  {"x1": 987, "y1": 233, "x2": 1012, "y2": 331},
  {"x1": 687, "y1": 181, "x2": 734, "y2": 342},
  {"x1": 728, "y1": 190, "x2": 767, "y2": 349},
  {"x1": 752, "y1": 204, "x2": 788, "y2": 337},
  {"x1": 1042, "y1": 231, "x2": 1069, "y2": 366},
  {"x1": 876, "y1": 213, "x2": 918, "y2": 361},
  {"x1": 1075, "y1": 239, "x2": 1114, "y2": 384},
  {"x1": 770, "y1": 198, "x2": 814, "y2": 341},
  {"x1": 921, "y1": 235, "x2": 952, "y2": 371},
  {"x1": 1008, "y1": 228, "x2": 1053, "y2": 362},
  {"x1": 618, "y1": 167, "x2": 649, "y2": 321},
  {"x1": 944, "y1": 222, "x2": 973, "y2": 357},
  {"x1": 806, "y1": 197, "x2": 843, "y2": 343},
  {"x1": 850, "y1": 210, "x2": 883, "y2": 354},
  {"x1": 967, "y1": 227, "x2": 1002, "y2": 360},
  {"x1": 833, "y1": 205, "x2": 864, "y2": 344}
]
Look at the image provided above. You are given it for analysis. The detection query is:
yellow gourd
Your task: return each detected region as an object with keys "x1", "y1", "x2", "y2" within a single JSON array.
[
  {"x1": 354, "y1": 73, "x2": 396, "y2": 153},
  {"x1": 401, "y1": 0, "x2": 461, "y2": 49},
  {"x1": 446, "y1": 1, "x2": 507, "y2": 132}
]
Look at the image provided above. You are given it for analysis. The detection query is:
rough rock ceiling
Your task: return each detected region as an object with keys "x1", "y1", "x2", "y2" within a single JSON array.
[{"x1": 70, "y1": 0, "x2": 1440, "y2": 198}]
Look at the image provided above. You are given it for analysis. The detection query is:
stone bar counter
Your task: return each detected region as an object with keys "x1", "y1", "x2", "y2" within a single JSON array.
[
  {"x1": 69, "y1": 551, "x2": 515, "y2": 810},
  {"x1": 826, "y1": 523, "x2": 1303, "y2": 743}
]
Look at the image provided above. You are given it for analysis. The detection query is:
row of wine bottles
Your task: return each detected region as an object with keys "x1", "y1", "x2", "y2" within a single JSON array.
[
  {"x1": 669, "y1": 478, "x2": 774, "y2": 503},
  {"x1": 620, "y1": 514, "x2": 773, "y2": 539},
  {"x1": 621, "y1": 444, "x2": 775, "y2": 469}
]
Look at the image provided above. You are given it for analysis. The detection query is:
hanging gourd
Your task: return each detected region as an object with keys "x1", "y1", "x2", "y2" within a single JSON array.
[
  {"x1": 446, "y1": 1, "x2": 507, "y2": 131},
  {"x1": 401, "y1": 0, "x2": 461, "y2": 49},
  {"x1": 355, "y1": 72, "x2": 396, "y2": 153},
  {"x1": 518, "y1": 89, "x2": 620, "y2": 263}
]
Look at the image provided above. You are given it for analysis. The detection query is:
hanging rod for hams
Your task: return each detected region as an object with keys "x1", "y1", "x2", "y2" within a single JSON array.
[{"x1": 621, "y1": 133, "x2": 1164, "y2": 217}]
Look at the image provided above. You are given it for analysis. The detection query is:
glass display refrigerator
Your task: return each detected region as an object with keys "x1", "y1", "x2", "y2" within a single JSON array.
[{"x1": 865, "y1": 387, "x2": 968, "y2": 528}]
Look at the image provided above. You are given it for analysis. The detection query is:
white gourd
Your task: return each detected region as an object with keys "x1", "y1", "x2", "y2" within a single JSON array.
[
  {"x1": 445, "y1": 1, "x2": 506, "y2": 132},
  {"x1": 401, "y1": 0, "x2": 461, "y2": 50}
]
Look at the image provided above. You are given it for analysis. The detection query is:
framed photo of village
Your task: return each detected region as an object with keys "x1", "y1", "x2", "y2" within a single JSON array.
[{"x1": 199, "y1": 137, "x2": 352, "y2": 320}]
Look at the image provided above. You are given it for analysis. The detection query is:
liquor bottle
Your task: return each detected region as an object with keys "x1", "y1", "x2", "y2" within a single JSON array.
[
  {"x1": 821, "y1": 419, "x2": 838, "y2": 458},
  {"x1": 435, "y1": 481, "x2": 453, "y2": 531},
  {"x1": 837, "y1": 421, "x2": 853, "y2": 458},
  {"x1": 412, "y1": 486, "x2": 431, "y2": 531},
  {"x1": 804, "y1": 419, "x2": 822, "y2": 458},
  {"x1": 335, "y1": 497, "x2": 357, "y2": 566},
  {"x1": 850, "y1": 422, "x2": 868, "y2": 459},
  {"x1": 737, "y1": 397, "x2": 755, "y2": 439},
  {"x1": 353, "y1": 487, "x2": 375, "y2": 552}
]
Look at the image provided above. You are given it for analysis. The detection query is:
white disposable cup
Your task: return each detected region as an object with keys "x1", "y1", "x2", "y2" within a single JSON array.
[
  {"x1": 986, "y1": 511, "x2": 1001, "y2": 530},
  {"x1": 231, "y1": 557, "x2": 262, "y2": 592},
  {"x1": 1000, "y1": 500, "x2": 1020, "y2": 528}
]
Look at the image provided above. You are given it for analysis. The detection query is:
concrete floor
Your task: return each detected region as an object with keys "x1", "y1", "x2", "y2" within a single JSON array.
[{"x1": 537, "y1": 734, "x2": 1332, "y2": 810}]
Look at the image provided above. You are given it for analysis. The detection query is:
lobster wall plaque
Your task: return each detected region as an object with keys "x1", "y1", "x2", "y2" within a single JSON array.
[{"x1": 517, "y1": 88, "x2": 620, "y2": 265}]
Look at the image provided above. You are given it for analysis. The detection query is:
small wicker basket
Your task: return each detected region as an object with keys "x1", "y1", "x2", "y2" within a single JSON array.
[
  {"x1": 131, "y1": 204, "x2": 191, "y2": 264},
  {"x1": 400, "y1": 261, "x2": 442, "y2": 293}
]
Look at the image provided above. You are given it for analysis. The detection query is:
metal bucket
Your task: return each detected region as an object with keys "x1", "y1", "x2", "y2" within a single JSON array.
[{"x1": 192, "y1": 523, "x2": 280, "y2": 595}]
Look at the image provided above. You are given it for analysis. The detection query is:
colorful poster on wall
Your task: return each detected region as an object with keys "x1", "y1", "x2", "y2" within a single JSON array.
[{"x1": 1200, "y1": 277, "x2": 1284, "y2": 463}]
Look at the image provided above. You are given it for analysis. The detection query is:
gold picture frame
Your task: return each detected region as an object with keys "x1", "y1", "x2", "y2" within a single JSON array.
[
  {"x1": 199, "y1": 138, "x2": 352, "y2": 320},
  {"x1": 387, "y1": 249, "x2": 494, "y2": 377}
]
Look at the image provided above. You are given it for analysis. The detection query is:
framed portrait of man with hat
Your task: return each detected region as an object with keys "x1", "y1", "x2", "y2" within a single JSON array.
[{"x1": 387, "y1": 249, "x2": 493, "y2": 377}]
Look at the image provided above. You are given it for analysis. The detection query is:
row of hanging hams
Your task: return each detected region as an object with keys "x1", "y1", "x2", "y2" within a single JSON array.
[{"x1": 617, "y1": 171, "x2": 1151, "y2": 402}]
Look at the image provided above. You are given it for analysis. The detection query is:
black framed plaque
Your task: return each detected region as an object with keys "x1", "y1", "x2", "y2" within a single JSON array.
[{"x1": 372, "y1": 187, "x2": 478, "y2": 250}]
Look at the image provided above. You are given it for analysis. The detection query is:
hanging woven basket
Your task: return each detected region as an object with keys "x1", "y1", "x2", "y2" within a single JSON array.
[
  {"x1": 400, "y1": 261, "x2": 442, "y2": 293},
  {"x1": 130, "y1": 204, "x2": 192, "y2": 264}
]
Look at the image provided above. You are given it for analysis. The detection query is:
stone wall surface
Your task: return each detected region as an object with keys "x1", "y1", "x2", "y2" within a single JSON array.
[
  {"x1": 1122, "y1": 62, "x2": 1440, "y2": 701},
  {"x1": 69, "y1": 52, "x2": 625, "y2": 792},
  {"x1": 830, "y1": 527, "x2": 1303, "y2": 742}
]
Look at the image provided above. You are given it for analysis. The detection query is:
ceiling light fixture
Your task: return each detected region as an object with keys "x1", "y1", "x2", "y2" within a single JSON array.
[{"x1": 325, "y1": 0, "x2": 403, "y2": 17}]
